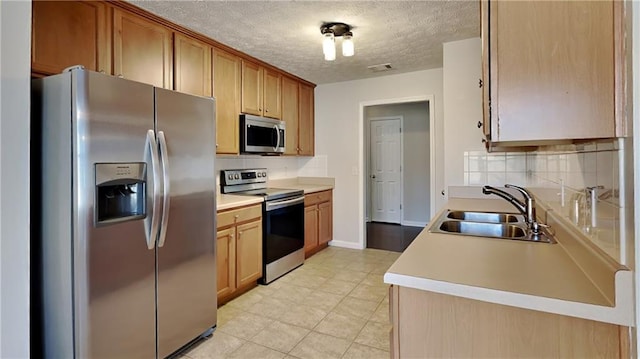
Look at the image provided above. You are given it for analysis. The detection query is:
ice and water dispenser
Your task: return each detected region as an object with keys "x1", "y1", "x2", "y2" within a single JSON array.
[{"x1": 95, "y1": 163, "x2": 147, "y2": 225}]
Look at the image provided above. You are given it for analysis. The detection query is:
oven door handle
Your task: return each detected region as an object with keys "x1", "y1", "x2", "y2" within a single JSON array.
[{"x1": 266, "y1": 196, "x2": 304, "y2": 212}]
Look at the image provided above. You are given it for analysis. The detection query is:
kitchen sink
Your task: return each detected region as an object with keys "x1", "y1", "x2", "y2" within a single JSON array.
[
  {"x1": 437, "y1": 220, "x2": 527, "y2": 239},
  {"x1": 429, "y1": 209, "x2": 556, "y2": 243},
  {"x1": 446, "y1": 210, "x2": 523, "y2": 223}
]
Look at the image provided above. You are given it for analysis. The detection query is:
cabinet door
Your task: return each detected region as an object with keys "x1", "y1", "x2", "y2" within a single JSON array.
[
  {"x1": 480, "y1": 0, "x2": 491, "y2": 139},
  {"x1": 281, "y1": 76, "x2": 299, "y2": 155},
  {"x1": 213, "y1": 49, "x2": 241, "y2": 154},
  {"x1": 298, "y1": 83, "x2": 315, "y2": 156},
  {"x1": 489, "y1": 1, "x2": 615, "y2": 142},
  {"x1": 174, "y1": 33, "x2": 211, "y2": 97},
  {"x1": 32, "y1": 1, "x2": 110, "y2": 75},
  {"x1": 216, "y1": 227, "x2": 236, "y2": 299},
  {"x1": 263, "y1": 69, "x2": 282, "y2": 119},
  {"x1": 304, "y1": 205, "x2": 319, "y2": 255},
  {"x1": 113, "y1": 9, "x2": 172, "y2": 88},
  {"x1": 236, "y1": 219, "x2": 262, "y2": 288},
  {"x1": 241, "y1": 60, "x2": 263, "y2": 116},
  {"x1": 318, "y1": 201, "x2": 332, "y2": 245}
]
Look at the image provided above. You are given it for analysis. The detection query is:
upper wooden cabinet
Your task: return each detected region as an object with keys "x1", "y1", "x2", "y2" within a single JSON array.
[
  {"x1": 263, "y1": 68, "x2": 282, "y2": 119},
  {"x1": 213, "y1": 48, "x2": 241, "y2": 154},
  {"x1": 113, "y1": 8, "x2": 173, "y2": 88},
  {"x1": 481, "y1": 0, "x2": 625, "y2": 145},
  {"x1": 241, "y1": 60, "x2": 282, "y2": 119},
  {"x1": 30, "y1": 1, "x2": 315, "y2": 156},
  {"x1": 32, "y1": 1, "x2": 110, "y2": 75},
  {"x1": 282, "y1": 76, "x2": 300, "y2": 156},
  {"x1": 282, "y1": 77, "x2": 315, "y2": 156},
  {"x1": 298, "y1": 83, "x2": 315, "y2": 156},
  {"x1": 174, "y1": 33, "x2": 211, "y2": 97}
]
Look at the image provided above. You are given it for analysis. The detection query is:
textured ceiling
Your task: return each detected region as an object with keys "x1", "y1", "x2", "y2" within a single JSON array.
[{"x1": 131, "y1": 1, "x2": 479, "y2": 84}]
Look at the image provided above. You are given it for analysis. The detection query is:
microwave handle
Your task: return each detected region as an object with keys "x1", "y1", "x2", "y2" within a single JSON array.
[{"x1": 274, "y1": 125, "x2": 281, "y2": 152}]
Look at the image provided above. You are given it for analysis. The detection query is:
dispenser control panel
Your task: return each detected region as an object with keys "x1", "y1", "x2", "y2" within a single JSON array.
[{"x1": 95, "y1": 163, "x2": 147, "y2": 226}]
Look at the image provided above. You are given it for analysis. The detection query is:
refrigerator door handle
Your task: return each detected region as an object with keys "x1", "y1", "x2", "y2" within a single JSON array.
[
  {"x1": 157, "y1": 131, "x2": 171, "y2": 248},
  {"x1": 145, "y1": 129, "x2": 162, "y2": 250}
]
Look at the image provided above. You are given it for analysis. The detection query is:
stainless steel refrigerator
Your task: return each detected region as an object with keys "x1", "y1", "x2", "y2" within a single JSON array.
[{"x1": 33, "y1": 68, "x2": 217, "y2": 358}]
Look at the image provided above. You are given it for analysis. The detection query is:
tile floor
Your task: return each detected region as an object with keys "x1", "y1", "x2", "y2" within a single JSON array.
[{"x1": 182, "y1": 246, "x2": 400, "y2": 359}]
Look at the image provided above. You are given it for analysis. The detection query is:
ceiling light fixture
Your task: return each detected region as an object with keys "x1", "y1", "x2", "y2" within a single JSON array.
[{"x1": 320, "y1": 22, "x2": 354, "y2": 61}]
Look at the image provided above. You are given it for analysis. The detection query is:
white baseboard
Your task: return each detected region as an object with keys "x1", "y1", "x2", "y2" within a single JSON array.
[
  {"x1": 328, "y1": 239, "x2": 364, "y2": 250},
  {"x1": 401, "y1": 220, "x2": 428, "y2": 228}
]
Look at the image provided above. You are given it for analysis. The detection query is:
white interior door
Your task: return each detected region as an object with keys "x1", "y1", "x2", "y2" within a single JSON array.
[{"x1": 370, "y1": 118, "x2": 402, "y2": 224}]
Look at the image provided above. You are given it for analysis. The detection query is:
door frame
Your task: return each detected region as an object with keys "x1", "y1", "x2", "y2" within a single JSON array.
[
  {"x1": 359, "y1": 95, "x2": 436, "y2": 249},
  {"x1": 367, "y1": 116, "x2": 404, "y2": 225}
]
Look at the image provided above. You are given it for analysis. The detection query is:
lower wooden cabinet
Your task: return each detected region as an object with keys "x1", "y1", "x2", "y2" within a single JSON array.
[
  {"x1": 216, "y1": 204, "x2": 262, "y2": 304},
  {"x1": 390, "y1": 285, "x2": 630, "y2": 358},
  {"x1": 304, "y1": 190, "x2": 332, "y2": 258}
]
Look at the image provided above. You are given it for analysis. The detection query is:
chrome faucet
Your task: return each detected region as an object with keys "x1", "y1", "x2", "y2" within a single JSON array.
[{"x1": 482, "y1": 184, "x2": 541, "y2": 234}]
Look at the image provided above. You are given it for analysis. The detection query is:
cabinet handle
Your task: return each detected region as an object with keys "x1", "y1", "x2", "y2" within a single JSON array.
[
  {"x1": 441, "y1": 190, "x2": 445, "y2": 196},
  {"x1": 478, "y1": 79, "x2": 483, "y2": 88},
  {"x1": 477, "y1": 121, "x2": 482, "y2": 129},
  {"x1": 238, "y1": 231, "x2": 243, "y2": 236},
  {"x1": 265, "y1": 109, "x2": 269, "y2": 113},
  {"x1": 259, "y1": 108, "x2": 262, "y2": 111},
  {"x1": 99, "y1": 70, "x2": 105, "y2": 74}
]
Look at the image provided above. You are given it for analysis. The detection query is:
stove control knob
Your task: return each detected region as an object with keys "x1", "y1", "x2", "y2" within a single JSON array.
[
  {"x1": 227, "y1": 174, "x2": 233, "y2": 180},
  {"x1": 262, "y1": 172, "x2": 267, "y2": 177},
  {"x1": 234, "y1": 174, "x2": 240, "y2": 179},
  {"x1": 257, "y1": 173, "x2": 262, "y2": 177}
]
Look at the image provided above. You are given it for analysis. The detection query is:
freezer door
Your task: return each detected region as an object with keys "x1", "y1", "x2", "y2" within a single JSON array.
[
  {"x1": 75, "y1": 70, "x2": 157, "y2": 358},
  {"x1": 155, "y1": 88, "x2": 217, "y2": 357}
]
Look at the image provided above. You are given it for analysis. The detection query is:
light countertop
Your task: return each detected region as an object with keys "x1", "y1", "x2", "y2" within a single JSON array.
[
  {"x1": 384, "y1": 198, "x2": 634, "y2": 326},
  {"x1": 269, "y1": 177, "x2": 335, "y2": 194},
  {"x1": 216, "y1": 194, "x2": 263, "y2": 211}
]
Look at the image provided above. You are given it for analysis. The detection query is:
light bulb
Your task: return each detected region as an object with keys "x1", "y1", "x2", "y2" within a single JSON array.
[
  {"x1": 322, "y1": 31, "x2": 336, "y2": 61},
  {"x1": 342, "y1": 32, "x2": 354, "y2": 57}
]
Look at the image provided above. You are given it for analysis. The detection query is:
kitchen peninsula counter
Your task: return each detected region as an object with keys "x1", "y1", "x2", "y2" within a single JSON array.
[{"x1": 384, "y1": 197, "x2": 634, "y2": 326}]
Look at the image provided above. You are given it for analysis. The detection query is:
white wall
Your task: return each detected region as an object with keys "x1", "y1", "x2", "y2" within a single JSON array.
[
  {"x1": 364, "y1": 102, "x2": 431, "y2": 225},
  {"x1": 0, "y1": 0, "x2": 31, "y2": 357},
  {"x1": 315, "y1": 69, "x2": 444, "y2": 248},
  {"x1": 443, "y1": 38, "x2": 485, "y2": 193}
]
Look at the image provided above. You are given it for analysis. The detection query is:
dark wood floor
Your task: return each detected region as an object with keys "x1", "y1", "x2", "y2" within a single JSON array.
[{"x1": 366, "y1": 222, "x2": 424, "y2": 252}]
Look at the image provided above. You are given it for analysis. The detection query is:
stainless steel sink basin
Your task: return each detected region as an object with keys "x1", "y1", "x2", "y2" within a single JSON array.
[
  {"x1": 429, "y1": 209, "x2": 556, "y2": 243},
  {"x1": 438, "y1": 220, "x2": 527, "y2": 239},
  {"x1": 446, "y1": 210, "x2": 523, "y2": 223}
]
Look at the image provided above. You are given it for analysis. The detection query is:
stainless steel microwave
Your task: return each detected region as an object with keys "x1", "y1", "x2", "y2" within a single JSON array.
[{"x1": 240, "y1": 114, "x2": 285, "y2": 154}]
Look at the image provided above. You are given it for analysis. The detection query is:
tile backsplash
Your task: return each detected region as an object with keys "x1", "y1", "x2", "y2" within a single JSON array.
[{"x1": 464, "y1": 139, "x2": 628, "y2": 265}]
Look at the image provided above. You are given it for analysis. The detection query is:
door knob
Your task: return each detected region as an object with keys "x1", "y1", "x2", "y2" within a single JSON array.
[
  {"x1": 477, "y1": 121, "x2": 482, "y2": 128},
  {"x1": 371, "y1": 175, "x2": 376, "y2": 179}
]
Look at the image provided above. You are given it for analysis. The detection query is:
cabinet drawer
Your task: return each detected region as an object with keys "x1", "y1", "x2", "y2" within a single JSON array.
[
  {"x1": 217, "y1": 204, "x2": 262, "y2": 229},
  {"x1": 304, "y1": 190, "x2": 332, "y2": 206}
]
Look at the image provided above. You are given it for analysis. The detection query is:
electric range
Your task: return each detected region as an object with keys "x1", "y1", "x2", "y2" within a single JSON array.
[{"x1": 220, "y1": 169, "x2": 305, "y2": 284}]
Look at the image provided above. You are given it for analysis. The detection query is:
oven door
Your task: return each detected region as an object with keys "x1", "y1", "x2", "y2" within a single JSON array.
[{"x1": 263, "y1": 196, "x2": 305, "y2": 267}]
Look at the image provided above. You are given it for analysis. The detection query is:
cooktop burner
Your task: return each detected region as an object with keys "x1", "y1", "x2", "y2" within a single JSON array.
[{"x1": 233, "y1": 187, "x2": 304, "y2": 201}]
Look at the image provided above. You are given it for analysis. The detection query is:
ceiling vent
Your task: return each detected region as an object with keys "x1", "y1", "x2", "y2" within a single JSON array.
[{"x1": 367, "y1": 63, "x2": 393, "y2": 72}]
